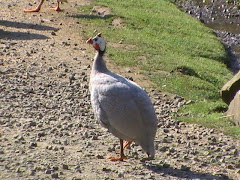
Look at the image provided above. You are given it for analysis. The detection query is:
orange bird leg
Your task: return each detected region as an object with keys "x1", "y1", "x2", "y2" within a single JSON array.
[
  {"x1": 123, "y1": 141, "x2": 132, "y2": 148},
  {"x1": 24, "y1": 0, "x2": 44, "y2": 12},
  {"x1": 108, "y1": 139, "x2": 127, "y2": 161},
  {"x1": 50, "y1": 2, "x2": 62, "y2": 11}
]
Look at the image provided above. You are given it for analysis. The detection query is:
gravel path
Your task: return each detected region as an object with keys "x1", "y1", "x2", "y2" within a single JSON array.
[{"x1": 0, "y1": 1, "x2": 240, "y2": 179}]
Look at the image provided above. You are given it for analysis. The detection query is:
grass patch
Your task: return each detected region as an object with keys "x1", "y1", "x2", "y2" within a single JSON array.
[{"x1": 78, "y1": 0, "x2": 239, "y2": 138}]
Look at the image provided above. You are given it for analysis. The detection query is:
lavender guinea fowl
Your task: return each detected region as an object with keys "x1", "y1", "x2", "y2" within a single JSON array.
[{"x1": 86, "y1": 33, "x2": 157, "y2": 161}]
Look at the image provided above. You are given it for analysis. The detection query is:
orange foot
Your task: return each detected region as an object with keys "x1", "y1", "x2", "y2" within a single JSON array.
[
  {"x1": 123, "y1": 141, "x2": 132, "y2": 148},
  {"x1": 107, "y1": 155, "x2": 127, "y2": 161},
  {"x1": 49, "y1": 7, "x2": 63, "y2": 11},
  {"x1": 24, "y1": 8, "x2": 41, "y2": 12}
]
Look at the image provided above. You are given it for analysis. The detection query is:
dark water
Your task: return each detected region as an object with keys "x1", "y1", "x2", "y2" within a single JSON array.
[{"x1": 207, "y1": 23, "x2": 240, "y2": 35}]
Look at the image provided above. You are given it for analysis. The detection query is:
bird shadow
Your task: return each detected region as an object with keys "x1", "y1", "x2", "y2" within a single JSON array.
[
  {"x1": 0, "y1": 20, "x2": 59, "y2": 31},
  {"x1": 0, "y1": 29, "x2": 49, "y2": 40},
  {"x1": 142, "y1": 161, "x2": 232, "y2": 180},
  {"x1": 68, "y1": 13, "x2": 115, "y2": 20}
]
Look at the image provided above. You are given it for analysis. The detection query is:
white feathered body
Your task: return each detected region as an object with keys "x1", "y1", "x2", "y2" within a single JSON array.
[{"x1": 90, "y1": 67, "x2": 157, "y2": 156}]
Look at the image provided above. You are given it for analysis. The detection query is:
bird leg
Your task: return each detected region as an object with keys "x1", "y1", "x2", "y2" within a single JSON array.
[
  {"x1": 49, "y1": 1, "x2": 62, "y2": 11},
  {"x1": 123, "y1": 141, "x2": 132, "y2": 148},
  {"x1": 108, "y1": 139, "x2": 127, "y2": 161},
  {"x1": 24, "y1": 0, "x2": 44, "y2": 12}
]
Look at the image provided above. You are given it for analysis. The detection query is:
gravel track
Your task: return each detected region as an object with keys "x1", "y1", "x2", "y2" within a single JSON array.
[{"x1": 0, "y1": 1, "x2": 240, "y2": 179}]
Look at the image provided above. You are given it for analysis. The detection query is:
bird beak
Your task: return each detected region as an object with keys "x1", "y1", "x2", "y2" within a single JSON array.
[
  {"x1": 86, "y1": 37, "x2": 100, "y2": 50},
  {"x1": 86, "y1": 37, "x2": 93, "y2": 44}
]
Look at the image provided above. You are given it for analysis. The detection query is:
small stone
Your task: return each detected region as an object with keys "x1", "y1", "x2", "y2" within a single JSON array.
[
  {"x1": 29, "y1": 170, "x2": 35, "y2": 176},
  {"x1": 51, "y1": 31, "x2": 56, "y2": 36},
  {"x1": 30, "y1": 142, "x2": 37, "y2": 147},
  {"x1": 85, "y1": 142, "x2": 92, "y2": 148},
  {"x1": 125, "y1": 68, "x2": 131, "y2": 73},
  {"x1": 62, "y1": 164, "x2": 69, "y2": 170},
  {"x1": 53, "y1": 166, "x2": 59, "y2": 171},
  {"x1": 52, "y1": 173, "x2": 59, "y2": 178},
  {"x1": 47, "y1": 145, "x2": 53, "y2": 150},
  {"x1": 181, "y1": 165, "x2": 190, "y2": 171},
  {"x1": 183, "y1": 155, "x2": 188, "y2": 160},
  {"x1": 29, "y1": 121, "x2": 37, "y2": 126},
  {"x1": 45, "y1": 169, "x2": 52, "y2": 174},
  {"x1": 16, "y1": 167, "x2": 21, "y2": 173},
  {"x1": 63, "y1": 140, "x2": 68, "y2": 145},
  {"x1": 102, "y1": 167, "x2": 111, "y2": 172},
  {"x1": 233, "y1": 149, "x2": 238, "y2": 156},
  {"x1": 92, "y1": 135, "x2": 98, "y2": 140},
  {"x1": 118, "y1": 172, "x2": 124, "y2": 178},
  {"x1": 227, "y1": 164, "x2": 234, "y2": 169},
  {"x1": 47, "y1": 67, "x2": 53, "y2": 72},
  {"x1": 159, "y1": 146, "x2": 168, "y2": 152},
  {"x1": 96, "y1": 154, "x2": 104, "y2": 159},
  {"x1": 168, "y1": 147, "x2": 175, "y2": 153},
  {"x1": 83, "y1": 131, "x2": 89, "y2": 138},
  {"x1": 162, "y1": 163, "x2": 170, "y2": 168},
  {"x1": 38, "y1": 132, "x2": 45, "y2": 137},
  {"x1": 163, "y1": 128, "x2": 169, "y2": 133}
]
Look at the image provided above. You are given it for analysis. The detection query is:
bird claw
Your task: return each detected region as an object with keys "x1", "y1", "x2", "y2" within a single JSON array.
[
  {"x1": 107, "y1": 155, "x2": 127, "y2": 161},
  {"x1": 49, "y1": 6, "x2": 63, "y2": 11}
]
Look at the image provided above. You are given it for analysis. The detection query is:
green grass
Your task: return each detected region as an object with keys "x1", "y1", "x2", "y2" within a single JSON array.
[{"x1": 78, "y1": 0, "x2": 239, "y2": 138}]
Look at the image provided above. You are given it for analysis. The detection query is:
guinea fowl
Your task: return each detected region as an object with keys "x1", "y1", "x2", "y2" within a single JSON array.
[
  {"x1": 24, "y1": 0, "x2": 67, "y2": 12},
  {"x1": 86, "y1": 33, "x2": 158, "y2": 161}
]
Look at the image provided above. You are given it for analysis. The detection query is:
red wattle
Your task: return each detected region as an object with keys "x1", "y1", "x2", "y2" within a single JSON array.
[{"x1": 94, "y1": 44, "x2": 100, "y2": 50}]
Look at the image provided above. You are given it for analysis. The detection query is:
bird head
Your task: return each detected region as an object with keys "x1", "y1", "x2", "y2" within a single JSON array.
[
  {"x1": 146, "y1": 145, "x2": 155, "y2": 159},
  {"x1": 86, "y1": 33, "x2": 106, "y2": 52},
  {"x1": 138, "y1": 137, "x2": 155, "y2": 159}
]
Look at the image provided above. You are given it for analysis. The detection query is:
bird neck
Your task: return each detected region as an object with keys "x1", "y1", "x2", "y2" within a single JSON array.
[{"x1": 92, "y1": 50, "x2": 108, "y2": 73}]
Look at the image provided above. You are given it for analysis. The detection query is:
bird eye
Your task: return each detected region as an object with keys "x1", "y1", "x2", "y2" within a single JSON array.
[{"x1": 94, "y1": 37, "x2": 98, "y2": 41}]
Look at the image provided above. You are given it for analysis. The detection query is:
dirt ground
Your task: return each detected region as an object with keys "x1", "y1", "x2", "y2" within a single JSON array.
[{"x1": 0, "y1": 0, "x2": 240, "y2": 180}]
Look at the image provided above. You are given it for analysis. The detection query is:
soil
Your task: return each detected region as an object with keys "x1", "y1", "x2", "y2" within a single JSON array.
[{"x1": 0, "y1": 0, "x2": 240, "y2": 180}]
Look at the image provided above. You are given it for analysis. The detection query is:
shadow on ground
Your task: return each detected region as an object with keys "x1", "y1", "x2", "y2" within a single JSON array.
[
  {"x1": 0, "y1": 29, "x2": 49, "y2": 40},
  {"x1": 0, "y1": 20, "x2": 59, "y2": 31},
  {"x1": 143, "y1": 162, "x2": 231, "y2": 180},
  {"x1": 68, "y1": 13, "x2": 114, "y2": 19}
]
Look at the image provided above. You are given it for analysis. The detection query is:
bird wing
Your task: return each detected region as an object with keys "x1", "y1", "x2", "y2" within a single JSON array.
[{"x1": 91, "y1": 73, "x2": 157, "y2": 141}]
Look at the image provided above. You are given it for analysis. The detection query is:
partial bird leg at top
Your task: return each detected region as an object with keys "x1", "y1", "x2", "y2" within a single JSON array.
[
  {"x1": 49, "y1": 1, "x2": 62, "y2": 11},
  {"x1": 24, "y1": 0, "x2": 44, "y2": 12},
  {"x1": 123, "y1": 141, "x2": 132, "y2": 148},
  {"x1": 108, "y1": 139, "x2": 127, "y2": 161}
]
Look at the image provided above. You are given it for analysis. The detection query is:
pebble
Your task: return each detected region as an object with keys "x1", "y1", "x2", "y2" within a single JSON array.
[
  {"x1": 51, "y1": 31, "x2": 56, "y2": 36},
  {"x1": 51, "y1": 173, "x2": 59, "y2": 178},
  {"x1": 118, "y1": 172, "x2": 124, "y2": 178},
  {"x1": 45, "y1": 169, "x2": 52, "y2": 174},
  {"x1": 96, "y1": 154, "x2": 104, "y2": 159},
  {"x1": 62, "y1": 164, "x2": 69, "y2": 170},
  {"x1": 30, "y1": 142, "x2": 37, "y2": 147},
  {"x1": 0, "y1": 1, "x2": 239, "y2": 180}
]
